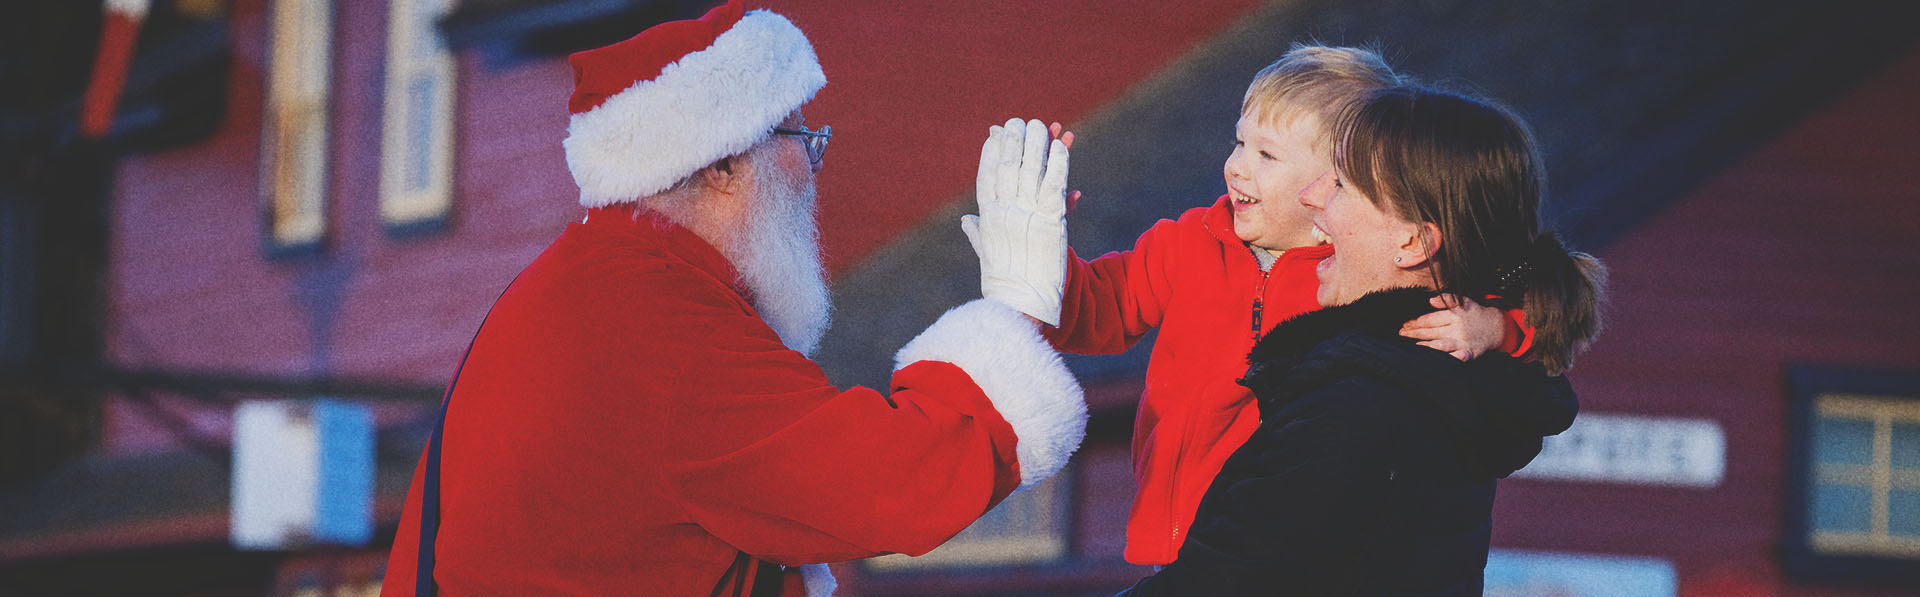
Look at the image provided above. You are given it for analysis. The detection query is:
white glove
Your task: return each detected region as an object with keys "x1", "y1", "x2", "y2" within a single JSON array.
[{"x1": 961, "y1": 118, "x2": 1070, "y2": 327}]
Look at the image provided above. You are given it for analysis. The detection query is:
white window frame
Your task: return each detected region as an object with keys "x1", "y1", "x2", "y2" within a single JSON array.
[
  {"x1": 260, "y1": 0, "x2": 333, "y2": 254},
  {"x1": 378, "y1": 0, "x2": 457, "y2": 234}
]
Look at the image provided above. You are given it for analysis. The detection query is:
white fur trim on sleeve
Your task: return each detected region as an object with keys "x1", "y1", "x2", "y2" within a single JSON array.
[
  {"x1": 564, "y1": 9, "x2": 826, "y2": 206},
  {"x1": 894, "y1": 299, "x2": 1087, "y2": 490},
  {"x1": 799, "y1": 563, "x2": 836, "y2": 596}
]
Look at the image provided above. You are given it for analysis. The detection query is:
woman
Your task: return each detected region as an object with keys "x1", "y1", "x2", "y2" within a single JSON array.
[{"x1": 1120, "y1": 86, "x2": 1605, "y2": 595}]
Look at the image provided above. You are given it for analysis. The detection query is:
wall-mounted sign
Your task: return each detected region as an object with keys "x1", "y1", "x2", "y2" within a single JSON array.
[
  {"x1": 1511, "y1": 413, "x2": 1725, "y2": 487},
  {"x1": 232, "y1": 399, "x2": 373, "y2": 550},
  {"x1": 1484, "y1": 549, "x2": 1677, "y2": 596}
]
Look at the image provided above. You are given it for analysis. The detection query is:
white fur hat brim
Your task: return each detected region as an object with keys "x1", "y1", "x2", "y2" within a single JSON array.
[{"x1": 564, "y1": 10, "x2": 825, "y2": 207}]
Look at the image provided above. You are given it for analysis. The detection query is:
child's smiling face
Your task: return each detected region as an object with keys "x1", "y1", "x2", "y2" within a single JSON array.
[{"x1": 1223, "y1": 112, "x2": 1331, "y2": 253}]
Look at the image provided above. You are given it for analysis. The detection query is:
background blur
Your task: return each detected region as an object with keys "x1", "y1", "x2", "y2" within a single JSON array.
[{"x1": 3, "y1": 0, "x2": 1917, "y2": 595}]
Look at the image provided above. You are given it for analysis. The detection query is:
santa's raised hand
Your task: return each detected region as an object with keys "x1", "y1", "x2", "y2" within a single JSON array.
[{"x1": 962, "y1": 118, "x2": 1072, "y2": 326}]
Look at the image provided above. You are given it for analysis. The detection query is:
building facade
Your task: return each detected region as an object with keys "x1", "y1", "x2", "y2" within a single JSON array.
[{"x1": 1, "y1": 1, "x2": 1916, "y2": 595}]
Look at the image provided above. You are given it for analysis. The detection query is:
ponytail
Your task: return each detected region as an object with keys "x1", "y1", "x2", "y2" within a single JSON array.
[
  {"x1": 1337, "y1": 86, "x2": 1607, "y2": 373},
  {"x1": 1508, "y1": 233, "x2": 1605, "y2": 375}
]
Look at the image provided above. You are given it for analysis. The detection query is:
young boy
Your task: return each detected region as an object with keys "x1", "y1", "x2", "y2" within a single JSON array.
[{"x1": 965, "y1": 45, "x2": 1528, "y2": 565}]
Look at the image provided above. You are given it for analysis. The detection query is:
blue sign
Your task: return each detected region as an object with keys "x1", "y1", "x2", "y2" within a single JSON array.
[{"x1": 1485, "y1": 549, "x2": 1676, "y2": 597}]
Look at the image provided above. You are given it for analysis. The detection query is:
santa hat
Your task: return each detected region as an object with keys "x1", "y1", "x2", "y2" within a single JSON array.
[{"x1": 563, "y1": 1, "x2": 825, "y2": 207}]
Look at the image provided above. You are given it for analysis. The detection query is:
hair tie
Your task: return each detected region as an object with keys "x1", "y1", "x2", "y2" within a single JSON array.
[
  {"x1": 1491, "y1": 234, "x2": 1564, "y2": 303},
  {"x1": 1492, "y1": 259, "x2": 1534, "y2": 302}
]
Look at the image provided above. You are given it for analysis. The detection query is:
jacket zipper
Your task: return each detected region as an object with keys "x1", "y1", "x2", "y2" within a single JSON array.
[
  {"x1": 1250, "y1": 264, "x2": 1273, "y2": 343},
  {"x1": 1165, "y1": 248, "x2": 1278, "y2": 560},
  {"x1": 1169, "y1": 252, "x2": 1276, "y2": 556}
]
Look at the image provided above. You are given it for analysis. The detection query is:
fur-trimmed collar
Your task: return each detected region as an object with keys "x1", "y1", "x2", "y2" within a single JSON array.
[
  {"x1": 1244, "y1": 287, "x2": 1438, "y2": 377},
  {"x1": 1236, "y1": 286, "x2": 1578, "y2": 480}
]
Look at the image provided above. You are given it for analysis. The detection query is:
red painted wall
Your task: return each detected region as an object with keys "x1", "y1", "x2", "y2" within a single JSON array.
[
  {"x1": 1490, "y1": 50, "x2": 1920, "y2": 596},
  {"x1": 107, "y1": 0, "x2": 572, "y2": 385},
  {"x1": 104, "y1": 0, "x2": 580, "y2": 451},
  {"x1": 759, "y1": 0, "x2": 1266, "y2": 273}
]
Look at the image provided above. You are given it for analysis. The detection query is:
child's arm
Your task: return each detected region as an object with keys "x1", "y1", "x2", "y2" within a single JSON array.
[
  {"x1": 1043, "y1": 238, "x2": 1177, "y2": 355},
  {"x1": 1398, "y1": 294, "x2": 1534, "y2": 361}
]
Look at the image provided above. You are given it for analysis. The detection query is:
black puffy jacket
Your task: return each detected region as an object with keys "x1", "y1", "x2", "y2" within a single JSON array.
[{"x1": 1121, "y1": 288, "x2": 1577, "y2": 596}]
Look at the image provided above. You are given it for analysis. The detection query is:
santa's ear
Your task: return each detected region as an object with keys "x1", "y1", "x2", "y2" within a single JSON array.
[
  {"x1": 1396, "y1": 221, "x2": 1442, "y2": 268},
  {"x1": 698, "y1": 155, "x2": 745, "y2": 196}
]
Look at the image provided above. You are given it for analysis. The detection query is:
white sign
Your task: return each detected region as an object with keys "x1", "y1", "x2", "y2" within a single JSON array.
[
  {"x1": 231, "y1": 399, "x2": 374, "y2": 550},
  {"x1": 1512, "y1": 413, "x2": 1725, "y2": 487}
]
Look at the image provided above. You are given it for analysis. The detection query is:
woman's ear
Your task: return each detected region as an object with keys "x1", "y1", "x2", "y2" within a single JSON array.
[{"x1": 1396, "y1": 221, "x2": 1442, "y2": 268}]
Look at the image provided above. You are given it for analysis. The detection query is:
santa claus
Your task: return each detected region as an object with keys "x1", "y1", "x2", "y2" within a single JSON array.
[{"x1": 379, "y1": 2, "x2": 1088, "y2": 595}]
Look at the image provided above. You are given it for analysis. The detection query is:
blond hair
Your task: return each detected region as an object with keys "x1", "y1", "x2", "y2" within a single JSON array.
[{"x1": 1242, "y1": 45, "x2": 1404, "y2": 150}]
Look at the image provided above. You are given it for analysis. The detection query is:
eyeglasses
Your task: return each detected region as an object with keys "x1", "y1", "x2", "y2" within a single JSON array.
[{"x1": 772, "y1": 124, "x2": 831, "y2": 165}]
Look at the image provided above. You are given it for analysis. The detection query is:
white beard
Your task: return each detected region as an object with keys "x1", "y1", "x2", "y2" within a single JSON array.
[{"x1": 727, "y1": 155, "x2": 832, "y2": 356}]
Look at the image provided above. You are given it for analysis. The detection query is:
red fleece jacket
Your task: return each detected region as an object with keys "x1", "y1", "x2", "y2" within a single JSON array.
[{"x1": 1048, "y1": 195, "x2": 1527, "y2": 565}]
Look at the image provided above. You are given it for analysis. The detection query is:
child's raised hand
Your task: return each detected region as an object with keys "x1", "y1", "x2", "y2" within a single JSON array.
[
  {"x1": 1046, "y1": 122, "x2": 1085, "y2": 215},
  {"x1": 1400, "y1": 294, "x2": 1505, "y2": 361},
  {"x1": 1048, "y1": 121, "x2": 1076, "y2": 149}
]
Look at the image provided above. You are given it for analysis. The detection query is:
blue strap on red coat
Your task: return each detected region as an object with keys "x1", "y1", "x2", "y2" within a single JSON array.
[{"x1": 416, "y1": 276, "x2": 517, "y2": 597}]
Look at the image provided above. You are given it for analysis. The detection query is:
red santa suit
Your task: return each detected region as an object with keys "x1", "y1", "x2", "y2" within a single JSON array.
[
  {"x1": 381, "y1": 212, "x2": 1085, "y2": 595},
  {"x1": 381, "y1": 3, "x2": 1086, "y2": 594}
]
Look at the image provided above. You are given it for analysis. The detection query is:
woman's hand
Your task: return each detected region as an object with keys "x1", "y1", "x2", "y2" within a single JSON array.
[{"x1": 1400, "y1": 294, "x2": 1505, "y2": 361}]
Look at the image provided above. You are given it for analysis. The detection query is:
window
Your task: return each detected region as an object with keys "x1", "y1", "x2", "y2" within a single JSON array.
[
  {"x1": 1784, "y1": 366, "x2": 1920, "y2": 588},
  {"x1": 1807, "y1": 396, "x2": 1920, "y2": 554},
  {"x1": 379, "y1": 0, "x2": 457, "y2": 235},
  {"x1": 260, "y1": 0, "x2": 333, "y2": 254}
]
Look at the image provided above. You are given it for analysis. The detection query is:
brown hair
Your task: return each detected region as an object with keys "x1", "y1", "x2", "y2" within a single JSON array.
[
  {"x1": 1333, "y1": 86, "x2": 1605, "y2": 374},
  {"x1": 1243, "y1": 44, "x2": 1404, "y2": 149}
]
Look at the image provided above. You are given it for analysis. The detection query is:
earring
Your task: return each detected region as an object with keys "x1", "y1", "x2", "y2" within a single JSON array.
[{"x1": 1394, "y1": 256, "x2": 1402, "y2": 263}]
